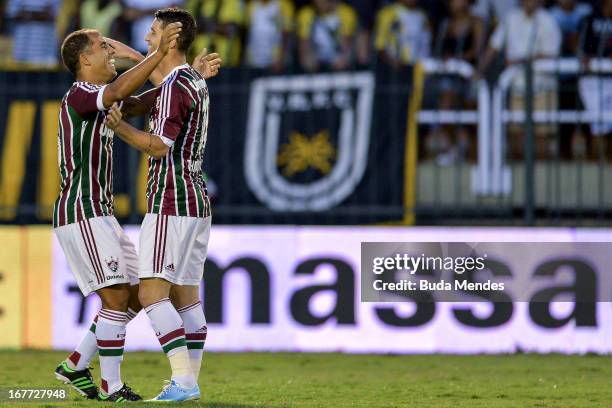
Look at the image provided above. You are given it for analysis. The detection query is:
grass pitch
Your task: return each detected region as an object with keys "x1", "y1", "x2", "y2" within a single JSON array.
[{"x1": 0, "y1": 350, "x2": 609, "y2": 407}]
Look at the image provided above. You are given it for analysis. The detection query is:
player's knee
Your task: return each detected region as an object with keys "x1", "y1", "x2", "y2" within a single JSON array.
[
  {"x1": 98, "y1": 285, "x2": 130, "y2": 312},
  {"x1": 138, "y1": 279, "x2": 171, "y2": 307},
  {"x1": 128, "y1": 285, "x2": 143, "y2": 312},
  {"x1": 138, "y1": 284, "x2": 162, "y2": 308}
]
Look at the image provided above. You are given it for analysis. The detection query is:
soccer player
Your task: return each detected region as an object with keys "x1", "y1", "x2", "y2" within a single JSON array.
[
  {"x1": 52, "y1": 22, "x2": 182, "y2": 401},
  {"x1": 105, "y1": 7, "x2": 212, "y2": 401},
  {"x1": 53, "y1": 38, "x2": 221, "y2": 400}
]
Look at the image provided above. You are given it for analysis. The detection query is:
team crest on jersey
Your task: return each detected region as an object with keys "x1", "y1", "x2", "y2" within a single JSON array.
[
  {"x1": 105, "y1": 256, "x2": 119, "y2": 273},
  {"x1": 244, "y1": 72, "x2": 375, "y2": 211}
]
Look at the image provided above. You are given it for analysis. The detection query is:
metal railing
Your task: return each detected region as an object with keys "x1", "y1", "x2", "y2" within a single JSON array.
[
  {"x1": 415, "y1": 58, "x2": 493, "y2": 198},
  {"x1": 489, "y1": 58, "x2": 612, "y2": 196},
  {"x1": 415, "y1": 57, "x2": 612, "y2": 224}
]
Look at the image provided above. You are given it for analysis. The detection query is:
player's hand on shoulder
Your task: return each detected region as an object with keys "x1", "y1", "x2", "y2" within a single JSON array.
[
  {"x1": 158, "y1": 22, "x2": 182, "y2": 55},
  {"x1": 192, "y1": 48, "x2": 222, "y2": 79},
  {"x1": 105, "y1": 103, "x2": 123, "y2": 131}
]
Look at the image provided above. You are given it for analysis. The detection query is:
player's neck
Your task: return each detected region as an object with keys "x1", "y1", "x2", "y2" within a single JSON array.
[
  {"x1": 75, "y1": 71, "x2": 106, "y2": 85},
  {"x1": 158, "y1": 53, "x2": 188, "y2": 79}
]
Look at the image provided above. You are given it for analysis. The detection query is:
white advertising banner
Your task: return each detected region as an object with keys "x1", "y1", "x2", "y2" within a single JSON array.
[{"x1": 52, "y1": 227, "x2": 612, "y2": 354}]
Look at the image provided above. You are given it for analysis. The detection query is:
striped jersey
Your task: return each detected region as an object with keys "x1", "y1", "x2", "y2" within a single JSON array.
[
  {"x1": 53, "y1": 82, "x2": 114, "y2": 228},
  {"x1": 147, "y1": 64, "x2": 211, "y2": 218}
]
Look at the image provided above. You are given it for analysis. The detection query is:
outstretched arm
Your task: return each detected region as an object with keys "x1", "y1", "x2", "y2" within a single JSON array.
[
  {"x1": 105, "y1": 103, "x2": 169, "y2": 158},
  {"x1": 109, "y1": 40, "x2": 222, "y2": 84},
  {"x1": 105, "y1": 38, "x2": 165, "y2": 86},
  {"x1": 100, "y1": 22, "x2": 182, "y2": 108},
  {"x1": 107, "y1": 43, "x2": 221, "y2": 118}
]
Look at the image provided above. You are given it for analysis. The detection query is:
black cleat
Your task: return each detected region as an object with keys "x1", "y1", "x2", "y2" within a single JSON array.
[
  {"x1": 98, "y1": 384, "x2": 142, "y2": 402},
  {"x1": 54, "y1": 361, "x2": 99, "y2": 399}
]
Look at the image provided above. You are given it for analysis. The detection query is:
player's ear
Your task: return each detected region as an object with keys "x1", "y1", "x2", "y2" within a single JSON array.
[{"x1": 79, "y1": 52, "x2": 92, "y2": 68}]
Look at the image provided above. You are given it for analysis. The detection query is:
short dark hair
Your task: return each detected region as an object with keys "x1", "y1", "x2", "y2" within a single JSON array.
[
  {"x1": 154, "y1": 8, "x2": 197, "y2": 53},
  {"x1": 61, "y1": 29, "x2": 96, "y2": 76}
]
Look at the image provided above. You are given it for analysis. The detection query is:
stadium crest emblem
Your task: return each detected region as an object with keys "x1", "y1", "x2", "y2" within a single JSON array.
[
  {"x1": 105, "y1": 257, "x2": 119, "y2": 273},
  {"x1": 245, "y1": 72, "x2": 375, "y2": 211}
]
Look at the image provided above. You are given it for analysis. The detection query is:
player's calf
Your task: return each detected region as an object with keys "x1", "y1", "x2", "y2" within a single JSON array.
[{"x1": 95, "y1": 284, "x2": 131, "y2": 397}]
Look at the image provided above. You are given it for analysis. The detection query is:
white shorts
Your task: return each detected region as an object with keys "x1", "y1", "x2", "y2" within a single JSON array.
[
  {"x1": 139, "y1": 213, "x2": 211, "y2": 285},
  {"x1": 54, "y1": 216, "x2": 139, "y2": 296}
]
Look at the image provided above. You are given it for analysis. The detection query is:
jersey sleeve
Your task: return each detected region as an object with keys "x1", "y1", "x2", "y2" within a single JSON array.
[
  {"x1": 489, "y1": 18, "x2": 506, "y2": 51},
  {"x1": 374, "y1": 7, "x2": 393, "y2": 51},
  {"x1": 219, "y1": 0, "x2": 244, "y2": 25},
  {"x1": 67, "y1": 84, "x2": 107, "y2": 118},
  {"x1": 297, "y1": 6, "x2": 315, "y2": 40},
  {"x1": 280, "y1": 0, "x2": 295, "y2": 32},
  {"x1": 339, "y1": 5, "x2": 357, "y2": 37},
  {"x1": 150, "y1": 81, "x2": 189, "y2": 147}
]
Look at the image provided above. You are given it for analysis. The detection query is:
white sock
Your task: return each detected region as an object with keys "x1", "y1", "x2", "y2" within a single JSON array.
[
  {"x1": 126, "y1": 307, "x2": 139, "y2": 322},
  {"x1": 97, "y1": 309, "x2": 127, "y2": 395},
  {"x1": 66, "y1": 307, "x2": 139, "y2": 371},
  {"x1": 145, "y1": 298, "x2": 196, "y2": 388},
  {"x1": 66, "y1": 313, "x2": 99, "y2": 371},
  {"x1": 177, "y1": 301, "x2": 207, "y2": 379}
]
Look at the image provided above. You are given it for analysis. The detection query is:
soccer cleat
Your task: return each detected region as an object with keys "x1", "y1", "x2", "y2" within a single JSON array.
[
  {"x1": 54, "y1": 361, "x2": 99, "y2": 399},
  {"x1": 98, "y1": 384, "x2": 142, "y2": 402},
  {"x1": 147, "y1": 380, "x2": 200, "y2": 402}
]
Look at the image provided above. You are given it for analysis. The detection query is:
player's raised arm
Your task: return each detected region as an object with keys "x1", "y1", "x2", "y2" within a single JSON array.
[
  {"x1": 101, "y1": 22, "x2": 182, "y2": 108},
  {"x1": 106, "y1": 38, "x2": 167, "y2": 86},
  {"x1": 123, "y1": 49, "x2": 221, "y2": 116},
  {"x1": 105, "y1": 103, "x2": 169, "y2": 158}
]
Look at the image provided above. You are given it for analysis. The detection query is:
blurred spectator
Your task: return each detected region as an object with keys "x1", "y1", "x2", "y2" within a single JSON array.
[
  {"x1": 549, "y1": 0, "x2": 592, "y2": 159},
  {"x1": 55, "y1": 0, "x2": 77, "y2": 41},
  {"x1": 1, "y1": 0, "x2": 7, "y2": 33},
  {"x1": 580, "y1": 0, "x2": 612, "y2": 58},
  {"x1": 550, "y1": 0, "x2": 592, "y2": 55},
  {"x1": 186, "y1": 0, "x2": 244, "y2": 67},
  {"x1": 427, "y1": 0, "x2": 484, "y2": 164},
  {"x1": 437, "y1": 0, "x2": 483, "y2": 63},
  {"x1": 351, "y1": 0, "x2": 386, "y2": 66},
  {"x1": 471, "y1": 0, "x2": 518, "y2": 27},
  {"x1": 375, "y1": 0, "x2": 431, "y2": 68},
  {"x1": 245, "y1": 0, "x2": 294, "y2": 72},
  {"x1": 5, "y1": 0, "x2": 61, "y2": 66},
  {"x1": 479, "y1": 0, "x2": 562, "y2": 159},
  {"x1": 80, "y1": 0, "x2": 123, "y2": 37},
  {"x1": 422, "y1": 0, "x2": 451, "y2": 35},
  {"x1": 297, "y1": 0, "x2": 357, "y2": 72},
  {"x1": 124, "y1": 0, "x2": 182, "y2": 53},
  {"x1": 577, "y1": 0, "x2": 612, "y2": 153},
  {"x1": 0, "y1": 1, "x2": 9, "y2": 66}
]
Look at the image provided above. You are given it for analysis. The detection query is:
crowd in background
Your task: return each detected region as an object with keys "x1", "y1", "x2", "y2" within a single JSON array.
[
  {"x1": 1, "y1": 0, "x2": 609, "y2": 70},
  {"x1": 0, "y1": 0, "x2": 611, "y2": 162}
]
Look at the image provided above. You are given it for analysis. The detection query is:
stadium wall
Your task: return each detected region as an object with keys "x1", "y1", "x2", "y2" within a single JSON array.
[{"x1": 1, "y1": 226, "x2": 612, "y2": 354}]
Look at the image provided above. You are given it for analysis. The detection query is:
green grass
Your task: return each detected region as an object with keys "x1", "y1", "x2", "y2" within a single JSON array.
[{"x1": 0, "y1": 351, "x2": 610, "y2": 407}]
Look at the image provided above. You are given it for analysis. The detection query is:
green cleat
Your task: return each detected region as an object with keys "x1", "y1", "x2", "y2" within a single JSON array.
[{"x1": 54, "y1": 361, "x2": 99, "y2": 399}]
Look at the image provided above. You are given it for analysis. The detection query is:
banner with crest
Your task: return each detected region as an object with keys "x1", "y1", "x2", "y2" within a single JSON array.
[{"x1": 0, "y1": 67, "x2": 419, "y2": 225}]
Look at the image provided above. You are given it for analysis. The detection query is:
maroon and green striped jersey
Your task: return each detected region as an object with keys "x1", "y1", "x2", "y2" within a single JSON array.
[
  {"x1": 53, "y1": 82, "x2": 114, "y2": 228},
  {"x1": 146, "y1": 64, "x2": 211, "y2": 218}
]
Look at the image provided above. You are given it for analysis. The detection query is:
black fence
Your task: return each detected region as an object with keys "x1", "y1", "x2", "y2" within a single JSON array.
[{"x1": 0, "y1": 62, "x2": 611, "y2": 226}]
